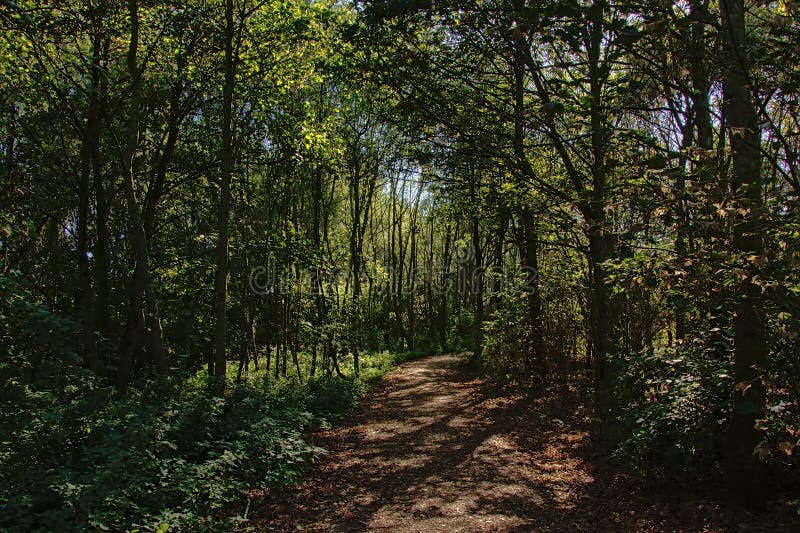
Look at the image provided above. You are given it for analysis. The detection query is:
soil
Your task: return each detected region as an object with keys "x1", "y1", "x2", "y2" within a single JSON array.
[{"x1": 245, "y1": 353, "x2": 800, "y2": 532}]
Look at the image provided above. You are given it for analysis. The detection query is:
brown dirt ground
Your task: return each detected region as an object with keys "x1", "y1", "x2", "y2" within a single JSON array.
[{"x1": 243, "y1": 353, "x2": 800, "y2": 532}]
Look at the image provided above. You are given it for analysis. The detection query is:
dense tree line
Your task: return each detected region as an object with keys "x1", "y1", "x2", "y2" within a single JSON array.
[
  {"x1": 1, "y1": 0, "x2": 461, "y2": 384},
  {"x1": 1, "y1": 0, "x2": 798, "y2": 526}
]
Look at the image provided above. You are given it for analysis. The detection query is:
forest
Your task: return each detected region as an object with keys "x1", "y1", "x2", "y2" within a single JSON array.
[{"x1": 1, "y1": 0, "x2": 799, "y2": 530}]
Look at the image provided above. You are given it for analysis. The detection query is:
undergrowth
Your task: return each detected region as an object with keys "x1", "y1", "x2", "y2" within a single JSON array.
[{"x1": 1, "y1": 307, "x2": 425, "y2": 533}]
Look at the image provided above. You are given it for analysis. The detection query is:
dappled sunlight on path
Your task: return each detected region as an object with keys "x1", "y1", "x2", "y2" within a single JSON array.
[
  {"x1": 249, "y1": 354, "x2": 596, "y2": 531},
  {"x1": 248, "y1": 354, "x2": 798, "y2": 532}
]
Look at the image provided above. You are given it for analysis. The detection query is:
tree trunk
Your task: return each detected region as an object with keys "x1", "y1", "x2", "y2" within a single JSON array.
[
  {"x1": 349, "y1": 167, "x2": 362, "y2": 377},
  {"x1": 720, "y1": 0, "x2": 767, "y2": 508},
  {"x1": 438, "y1": 223, "x2": 452, "y2": 351},
  {"x1": 516, "y1": 208, "x2": 546, "y2": 383},
  {"x1": 212, "y1": 0, "x2": 236, "y2": 384},
  {"x1": 689, "y1": 0, "x2": 726, "y2": 350},
  {"x1": 119, "y1": 0, "x2": 167, "y2": 383},
  {"x1": 311, "y1": 164, "x2": 325, "y2": 378},
  {"x1": 588, "y1": 226, "x2": 617, "y2": 434}
]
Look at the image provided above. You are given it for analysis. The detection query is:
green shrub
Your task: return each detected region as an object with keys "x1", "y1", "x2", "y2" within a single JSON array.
[
  {"x1": 612, "y1": 341, "x2": 733, "y2": 471},
  {"x1": 1, "y1": 372, "x2": 333, "y2": 531},
  {"x1": 0, "y1": 274, "x2": 423, "y2": 530},
  {"x1": 0, "y1": 348, "x2": 391, "y2": 530},
  {"x1": 481, "y1": 290, "x2": 530, "y2": 380},
  {"x1": 306, "y1": 376, "x2": 367, "y2": 419},
  {"x1": 612, "y1": 315, "x2": 800, "y2": 473}
]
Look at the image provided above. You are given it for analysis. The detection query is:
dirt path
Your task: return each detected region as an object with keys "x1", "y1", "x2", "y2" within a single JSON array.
[{"x1": 249, "y1": 354, "x2": 798, "y2": 532}]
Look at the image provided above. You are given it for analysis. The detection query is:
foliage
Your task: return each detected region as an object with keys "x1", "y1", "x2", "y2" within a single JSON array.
[
  {"x1": 481, "y1": 289, "x2": 531, "y2": 381},
  {"x1": 0, "y1": 282, "x2": 412, "y2": 530},
  {"x1": 613, "y1": 322, "x2": 800, "y2": 473},
  {"x1": 1, "y1": 0, "x2": 800, "y2": 516},
  {"x1": 0, "y1": 273, "x2": 80, "y2": 371},
  {"x1": 612, "y1": 342, "x2": 733, "y2": 471}
]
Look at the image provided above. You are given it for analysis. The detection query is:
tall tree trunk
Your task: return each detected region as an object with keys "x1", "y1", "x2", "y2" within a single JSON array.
[
  {"x1": 471, "y1": 211, "x2": 484, "y2": 357},
  {"x1": 347, "y1": 132, "x2": 378, "y2": 376},
  {"x1": 465, "y1": 165, "x2": 484, "y2": 357},
  {"x1": 120, "y1": 0, "x2": 167, "y2": 381},
  {"x1": 689, "y1": 0, "x2": 726, "y2": 351},
  {"x1": 426, "y1": 215, "x2": 436, "y2": 340},
  {"x1": 237, "y1": 272, "x2": 252, "y2": 383},
  {"x1": 349, "y1": 165, "x2": 362, "y2": 377},
  {"x1": 510, "y1": 40, "x2": 546, "y2": 381},
  {"x1": 720, "y1": 0, "x2": 767, "y2": 508},
  {"x1": 584, "y1": 0, "x2": 618, "y2": 444},
  {"x1": 389, "y1": 175, "x2": 398, "y2": 344},
  {"x1": 691, "y1": 0, "x2": 714, "y2": 155},
  {"x1": 516, "y1": 208, "x2": 546, "y2": 383},
  {"x1": 311, "y1": 164, "x2": 326, "y2": 378},
  {"x1": 212, "y1": 0, "x2": 236, "y2": 383},
  {"x1": 407, "y1": 215, "x2": 417, "y2": 351},
  {"x1": 438, "y1": 223, "x2": 452, "y2": 351}
]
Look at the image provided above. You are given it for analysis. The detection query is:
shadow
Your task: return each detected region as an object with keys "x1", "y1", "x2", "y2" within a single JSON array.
[{"x1": 245, "y1": 354, "x2": 800, "y2": 532}]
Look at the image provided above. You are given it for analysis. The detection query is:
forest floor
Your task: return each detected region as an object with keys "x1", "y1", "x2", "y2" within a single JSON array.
[{"x1": 244, "y1": 353, "x2": 799, "y2": 532}]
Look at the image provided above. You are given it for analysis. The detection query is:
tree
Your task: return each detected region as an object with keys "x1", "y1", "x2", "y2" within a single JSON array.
[{"x1": 719, "y1": 0, "x2": 768, "y2": 507}]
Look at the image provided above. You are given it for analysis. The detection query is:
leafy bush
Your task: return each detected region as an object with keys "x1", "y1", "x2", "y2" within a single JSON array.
[
  {"x1": 1, "y1": 370, "x2": 335, "y2": 531},
  {"x1": 612, "y1": 341, "x2": 733, "y2": 471},
  {"x1": 0, "y1": 284, "x2": 400, "y2": 531},
  {"x1": 306, "y1": 376, "x2": 367, "y2": 419},
  {"x1": 759, "y1": 312, "x2": 800, "y2": 466},
  {"x1": 481, "y1": 290, "x2": 530, "y2": 380},
  {"x1": 614, "y1": 335, "x2": 800, "y2": 475},
  {"x1": 0, "y1": 273, "x2": 430, "y2": 530},
  {"x1": 0, "y1": 272, "x2": 80, "y2": 377}
]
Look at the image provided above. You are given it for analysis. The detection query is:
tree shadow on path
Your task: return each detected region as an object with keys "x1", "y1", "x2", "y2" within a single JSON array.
[{"x1": 247, "y1": 354, "x2": 799, "y2": 532}]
